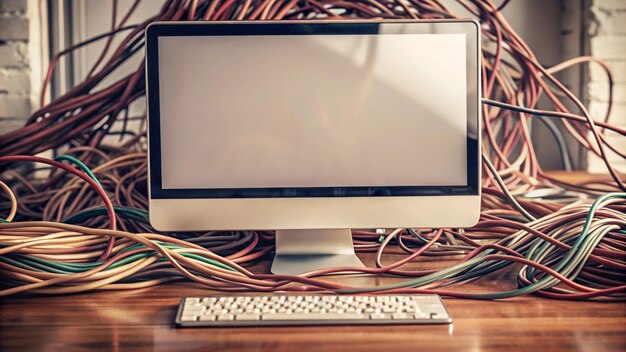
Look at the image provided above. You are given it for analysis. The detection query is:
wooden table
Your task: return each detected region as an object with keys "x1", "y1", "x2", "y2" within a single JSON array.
[
  {"x1": 2, "y1": 171, "x2": 626, "y2": 351},
  {"x1": 2, "y1": 250, "x2": 625, "y2": 352}
]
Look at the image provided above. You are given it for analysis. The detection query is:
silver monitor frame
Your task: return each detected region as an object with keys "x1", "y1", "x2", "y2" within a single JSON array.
[{"x1": 146, "y1": 20, "x2": 481, "y2": 274}]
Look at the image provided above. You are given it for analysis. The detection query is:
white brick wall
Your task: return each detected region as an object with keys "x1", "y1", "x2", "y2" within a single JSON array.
[
  {"x1": 588, "y1": 0, "x2": 626, "y2": 173},
  {"x1": 0, "y1": 0, "x2": 30, "y2": 132}
]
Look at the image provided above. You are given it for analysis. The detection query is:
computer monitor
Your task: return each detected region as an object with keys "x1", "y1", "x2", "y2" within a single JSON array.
[{"x1": 145, "y1": 20, "x2": 481, "y2": 275}]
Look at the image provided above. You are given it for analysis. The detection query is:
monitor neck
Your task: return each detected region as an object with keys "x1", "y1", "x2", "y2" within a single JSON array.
[{"x1": 271, "y1": 229, "x2": 365, "y2": 275}]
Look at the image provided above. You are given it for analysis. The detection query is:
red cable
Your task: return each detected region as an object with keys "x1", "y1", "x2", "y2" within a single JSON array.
[{"x1": 0, "y1": 155, "x2": 117, "y2": 260}]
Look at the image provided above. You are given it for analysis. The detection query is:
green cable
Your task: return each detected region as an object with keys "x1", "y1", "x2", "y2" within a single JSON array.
[
  {"x1": 53, "y1": 155, "x2": 154, "y2": 229},
  {"x1": 526, "y1": 194, "x2": 625, "y2": 278},
  {"x1": 461, "y1": 194, "x2": 626, "y2": 298},
  {"x1": 339, "y1": 193, "x2": 626, "y2": 298},
  {"x1": 0, "y1": 255, "x2": 70, "y2": 274},
  {"x1": 0, "y1": 154, "x2": 483, "y2": 292},
  {"x1": 505, "y1": 227, "x2": 613, "y2": 298},
  {"x1": 55, "y1": 155, "x2": 102, "y2": 188},
  {"x1": 2, "y1": 242, "x2": 238, "y2": 274},
  {"x1": 63, "y1": 206, "x2": 150, "y2": 226},
  {"x1": 462, "y1": 194, "x2": 624, "y2": 297},
  {"x1": 118, "y1": 242, "x2": 236, "y2": 271}
]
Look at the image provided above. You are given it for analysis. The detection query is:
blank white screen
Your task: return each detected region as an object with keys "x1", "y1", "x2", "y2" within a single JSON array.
[{"x1": 158, "y1": 34, "x2": 467, "y2": 189}]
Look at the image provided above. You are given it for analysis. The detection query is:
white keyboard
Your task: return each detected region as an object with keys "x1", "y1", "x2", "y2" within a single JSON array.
[{"x1": 176, "y1": 294, "x2": 452, "y2": 327}]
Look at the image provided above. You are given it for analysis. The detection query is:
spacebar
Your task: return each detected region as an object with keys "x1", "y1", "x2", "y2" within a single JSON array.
[{"x1": 262, "y1": 313, "x2": 368, "y2": 320}]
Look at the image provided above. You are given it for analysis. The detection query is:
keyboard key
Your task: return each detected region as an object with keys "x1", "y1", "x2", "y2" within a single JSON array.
[
  {"x1": 236, "y1": 314, "x2": 260, "y2": 321},
  {"x1": 392, "y1": 313, "x2": 411, "y2": 320},
  {"x1": 415, "y1": 312, "x2": 430, "y2": 319},
  {"x1": 370, "y1": 313, "x2": 387, "y2": 320},
  {"x1": 263, "y1": 313, "x2": 368, "y2": 321}
]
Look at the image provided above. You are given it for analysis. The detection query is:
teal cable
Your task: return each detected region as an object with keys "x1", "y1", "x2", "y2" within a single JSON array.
[
  {"x1": 55, "y1": 155, "x2": 102, "y2": 188},
  {"x1": 340, "y1": 193, "x2": 626, "y2": 298},
  {"x1": 63, "y1": 206, "x2": 150, "y2": 226},
  {"x1": 3, "y1": 243, "x2": 238, "y2": 274}
]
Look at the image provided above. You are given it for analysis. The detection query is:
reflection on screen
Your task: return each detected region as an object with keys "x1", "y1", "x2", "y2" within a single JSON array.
[{"x1": 158, "y1": 34, "x2": 467, "y2": 189}]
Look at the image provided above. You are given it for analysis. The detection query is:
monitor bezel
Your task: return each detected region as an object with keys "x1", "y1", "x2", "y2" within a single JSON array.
[{"x1": 146, "y1": 20, "x2": 480, "y2": 200}]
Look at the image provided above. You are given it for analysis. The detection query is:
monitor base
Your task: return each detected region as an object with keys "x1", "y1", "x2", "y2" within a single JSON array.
[{"x1": 271, "y1": 229, "x2": 365, "y2": 275}]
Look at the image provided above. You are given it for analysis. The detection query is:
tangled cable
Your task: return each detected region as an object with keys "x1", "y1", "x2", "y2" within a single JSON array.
[{"x1": 0, "y1": 0, "x2": 625, "y2": 299}]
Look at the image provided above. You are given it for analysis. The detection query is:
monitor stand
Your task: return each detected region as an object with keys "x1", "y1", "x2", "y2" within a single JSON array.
[{"x1": 271, "y1": 229, "x2": 365, "y2": 275}]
